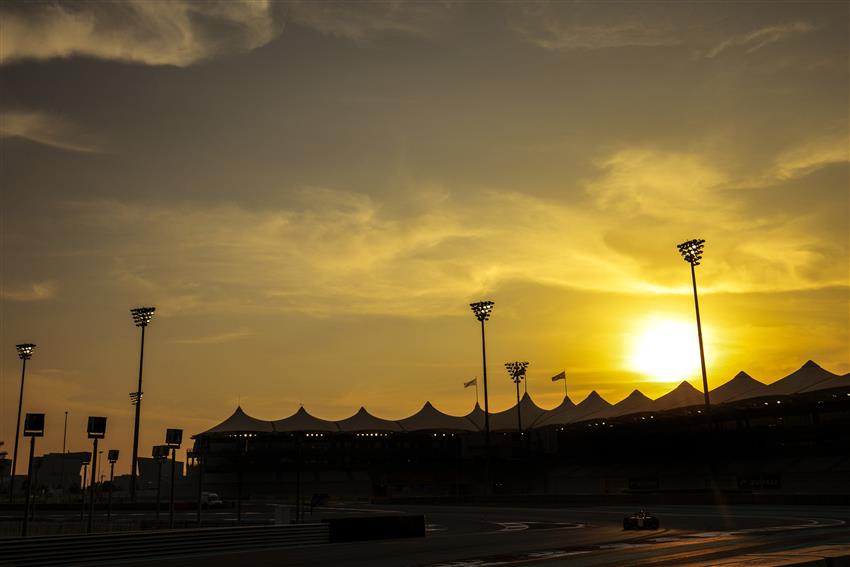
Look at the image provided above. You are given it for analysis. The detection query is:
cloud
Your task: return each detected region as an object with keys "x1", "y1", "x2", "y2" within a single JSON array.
[
  {"x1": 286, "y1": 1, "x2": 454, "y2": 42},
  {"x1": 773, "y1": 134, "x2": 849, "y2": 181},
  {"x1": 172, "y1": 329, "x2": 255, "y2": 345},
  {"x1": 56, "y1": 145, "x2": 847, "y2": 321},
  {"x1": 0, "y1": 0, "x2": 280, "y2": 67},
  {"x1": 705, "y1": 22, "x2": 815, "y2": 58},
  {"x1": 1, "y1": 281, "x2": 57, "y2": 301},
  {"x1": 519, "y1": 21, "x2": 680, "y2": 51},
  {"x1": 0, "y1": 110, "x2": 101, "y2": 152}
]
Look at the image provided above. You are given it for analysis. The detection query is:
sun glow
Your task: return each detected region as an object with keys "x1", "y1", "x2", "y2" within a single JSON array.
[{"x1": 629, "y1": 318, "x2": 703, "y2": 382}]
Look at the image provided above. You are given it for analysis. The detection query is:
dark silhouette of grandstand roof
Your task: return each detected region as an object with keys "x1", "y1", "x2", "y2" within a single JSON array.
[
  {"x1": 653, "y1": 381, "x2": 704, "y2": 411},
  {"x1": 767, "y1": 360, "x2": 845, "y2": 395},
  {"x1": 489, "y1": 393, "x2": 546, "y2": 431},
  {"x1": 710, "y1": 371, "x2": 767, "y2": 404},
  {"x1": 397, "y1": 401, "x2": 479, "y2": 432},
  {"x1": 605, "y1": 389, "x2": 654, "y2": 417},
  {"x1": 336, "y1": 407, "x2": 404, "y2": 433},
  {"x1": 273, "y1": 406, "x2": 340, "y2": 432},
  {"x1": 195, "y1": 360, "x2": 849, "y2": 437},
  {"x1": 199, "y1": 406, "x2": 275, "y2": 435}
]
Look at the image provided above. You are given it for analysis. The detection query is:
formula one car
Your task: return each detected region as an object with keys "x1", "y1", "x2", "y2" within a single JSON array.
[{"x1": 623, "y1": 510, "x2": 659, "y2": 530}]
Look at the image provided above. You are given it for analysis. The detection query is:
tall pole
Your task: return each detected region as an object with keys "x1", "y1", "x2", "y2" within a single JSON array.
[
  {"x1": 87, "y1": 438, "x2": 98, "y2": 533},
  {"x1": 107, "y1": 461, "x2": 115, "y2": 524},
  {"x1": 515, "y1": 379, "x2": 522, "y2": 433},
  {"x1": 691, "y1": 263, "x2": 711, "y2": 422},
  {"x1": 21, "y1": 436, "x2": 35, "y2": 536},
  {"x1": 677, "y1": 239, "x2": 711, "y2": 425},
  {"x1": 155, "y1": 459, "x2": 163, "y2": 526},
  {"x1": 10, "y1": 357, "x2": 28, "y2": 502},
  {"x1": 60, "y1": 412, "x2": 68, "y2": 492},
  {"x1": 480, "y1": 320, "x2": 491, "y2": 454},
  {"x1": 130, "y1": 324, "x2": 146, "y2": 502},
  {"x1": 80, "y1": 463, "x2": 88, "y2": 524},
  {"x1": 169, "y1": 447, "x2": 176, "y2": 529},
  {"x1": 196, "y1": 451, "x2": 203, "y2": 526}
]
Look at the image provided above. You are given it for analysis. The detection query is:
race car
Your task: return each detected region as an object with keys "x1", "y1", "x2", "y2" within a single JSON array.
[{"x1": 623, "y1": 510, "x2": 660, "y2": 530}]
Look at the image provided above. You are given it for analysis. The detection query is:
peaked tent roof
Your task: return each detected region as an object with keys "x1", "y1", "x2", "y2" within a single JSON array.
[
  {"x1": 529, "y1": 395, "x2": 575, "y2": 427},
  {"x1": 198, "y1": 406, "x2": 275, "y2": 435},
  {"x1": 336, "y1": 407, "x2": 404, "y2": 432},
  {"x1": 653, "y1": 381, "x2": 704, "y2": 411},
  {"x1": 798, "y1": 371, "x2": 850, "y2": 393},
  {"x1": 397, "y1": 402, "x2": 479, "y2": 432},
  {"x1": 489, "y1": 393, "x2": 547, "y2": 431},
  {"x1": 535, "y1": 390, "x2": 612, "y2": 426},
  {"x1": 765, "y1": 360, "x2": 840, "y2": 396},
  {"x1": 273, "y1": 407, "x2": 340, "y2": 432},
  {"x1": 463, "y1": 403, "x2": 485, "y2": 431},
  {"x1": 710, "y1": 371, "x2": 767, "y2": 404},
  {"x1": 605, "y1": 389, "x2": 654, "y2": 418}
]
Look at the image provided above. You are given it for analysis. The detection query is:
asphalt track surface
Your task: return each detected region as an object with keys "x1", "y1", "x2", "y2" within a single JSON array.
[{"x1": 120, "y1": 503, "x2": 850, "y2": 566}]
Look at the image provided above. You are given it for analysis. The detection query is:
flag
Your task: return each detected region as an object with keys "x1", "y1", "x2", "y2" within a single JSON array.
[
  {"x1": 464, "y1": 378, "x2": 477, "y2": 388},
  {"x1": 551, "y1": 371, "x2": 566, "y2": 382}
]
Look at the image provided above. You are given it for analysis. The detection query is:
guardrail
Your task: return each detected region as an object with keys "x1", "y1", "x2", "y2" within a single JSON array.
[{"x1": 0, "y1": 523, "x2": 330, "y2": 567}]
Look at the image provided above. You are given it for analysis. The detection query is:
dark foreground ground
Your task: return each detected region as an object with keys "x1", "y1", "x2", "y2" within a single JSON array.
[{"x1": 109, "y1": 502, "x2": 850, "y2": 566}]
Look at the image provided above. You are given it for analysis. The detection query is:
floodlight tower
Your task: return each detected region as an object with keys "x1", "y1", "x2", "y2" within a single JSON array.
[
  {"x1": 505, "y1": 362, "x2": 529, "y2": 433},
  {"x1": 677, "y1": 239, "x2": 711, "y2": 421},
  {"x1": 469, "y1": 301, "x2": 494, "y2": 450},
  {"x1": 129, "y1": 307, "x2": 155, "y2": 502},
  {"x1": 10, "y1": 343, "x2": 36, "y2": 503}
]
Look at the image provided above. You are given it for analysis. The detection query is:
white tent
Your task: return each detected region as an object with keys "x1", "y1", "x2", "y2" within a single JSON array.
[
  {"x1": 764, "y1": 360, "x2": 841, "y2": 395},
  {"x1": 604, "y1": 389, "x2": 654, "y2": 418},
  {"x1": 710, "y1": 371, "x2": 767, "y2": 404},
  {"x1": 652, "y1": 381, "x2": 704, "y2": 411},
  {"x1": 488, "y1": 393, "x2": 547, "y2": 431},
  {"x1": 273, "y1": 406, "x2": 340, "y2": 433},
  {"x1": 336, "y1": 407, "x2": 404, "y2": 433},
  {"x1": 198, "y1": 406, "x2": 275, "y2": 435},
  {"x1": 397, "y1": 402, "x2": 480, "y2": 432},
  {"x1": 529, "y1": 395, "x2": 575, "y2": 428}
]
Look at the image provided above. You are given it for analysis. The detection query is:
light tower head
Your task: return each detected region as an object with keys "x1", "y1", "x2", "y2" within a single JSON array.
[
  {"x1": 16, "y1": 343, "x2": 36, "y2": 360},
  {"x1": 470, "y1": 301, "x2": 495, "y2": 322},
  {"x1": 677, "y1": 239, "x2": 705, "y2": 266},
  {"x1": 130, "y1": 307, "x2": 156, "y2": 327},
  {"x1": 505, "y1": 361, "x2": 530, "y2": 383}
]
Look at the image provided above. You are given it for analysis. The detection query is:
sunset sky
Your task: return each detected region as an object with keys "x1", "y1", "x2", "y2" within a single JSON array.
[{"x1": 1, "y1": 1, "x2": 848, "y2": 473}]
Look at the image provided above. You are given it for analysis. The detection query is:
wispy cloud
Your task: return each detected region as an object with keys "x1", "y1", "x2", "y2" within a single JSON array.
[
  {"x1": 172, "y1": 329, "x2": 255, "y2": 345},
  {"x1": 0, "y1": 111, "x2": 101, "y2": 153},
  {"x1": 705, "y1": 22, "x2": 815, "y2": 58},
  {"x1": 518, "y1": 21, "x2": 680, "y2": 52},
  {"x1": 286, "y1": 1, "x2": 455, "y2": 42},
  {"x1": 56, "y1": 141, "x2": 847, "y2": 321},
  {"x1": 1, "y1": 281, "x2": 57, "y2": 301},
  {"x1": 0, "y1": 0, "x2": 281, "y2": 67}
]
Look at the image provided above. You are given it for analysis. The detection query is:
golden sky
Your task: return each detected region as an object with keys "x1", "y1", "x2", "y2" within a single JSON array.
[{"x1": 1, "y1": 1, "x2": 848, "y2": 473}]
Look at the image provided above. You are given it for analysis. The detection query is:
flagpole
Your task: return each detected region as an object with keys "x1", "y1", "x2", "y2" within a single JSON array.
[
  {"x1": 476, "y1": 380, "x2": 479, "y2": 406},
  {"x1": 563, "y1": 376, "x2": 567, "y2": 397}
]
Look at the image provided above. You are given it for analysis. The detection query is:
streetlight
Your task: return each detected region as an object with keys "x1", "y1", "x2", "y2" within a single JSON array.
[
  {"x1": 677, "y1": 239, "x2": 711, "y2": 421},
  {"x1": 129, "y1": 306, "x2": 155, "y2": 502},
  {"x1": 505, "y1": 362, "x2": 529, "y2": 433},
  {"x1": 21, "y1": 413, "x2": 44, "y2": 537},
  {"x1": 10, "y1": 343, "x2": 36, "y2": 503},
  {"x1": 80, "y1": 452, "x2": 91, "y2": 525},
  {"x1": 469, "y1": 302, "x2": 494, "y2": 449},
  {"x1": 152, "y1": 445, "x2": 169, "y2": 527},
  {"x1": 86, "y1": 417, "x2": 107, "y2": 533},
  {"x1": 107, "y1": 450, "x2": 119, "y2": 524},
  {"x1": 165, "y1": 429, "x2": 183, "y2": 529}
]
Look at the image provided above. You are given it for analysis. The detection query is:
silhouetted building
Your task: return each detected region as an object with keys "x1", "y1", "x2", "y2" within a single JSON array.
[{"x1": 191, "y1": 361, "x2": 850, "y2": 500}]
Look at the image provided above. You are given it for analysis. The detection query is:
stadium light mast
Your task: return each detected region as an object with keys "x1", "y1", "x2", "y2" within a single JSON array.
[
  {"x1": 129, "y1": 306, "x2": 155, "y2": 502},
  {"x1": 470, "y1": 301, "x2": 494, "y2": 450},
  {"x1": 10, "y1": 343, "x2": 36, "y2": 503},
  {"x1": 677, "y1": 239, "x2": 711, "y2": 421},
  {"x1": 505, "y1": 362, "x2": 529, "y2": 433}
]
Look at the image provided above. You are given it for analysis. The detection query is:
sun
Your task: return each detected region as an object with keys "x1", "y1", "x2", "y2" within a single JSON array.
[{"x1": 629, "y1": 318, "x2": 702, "y2": 382}]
